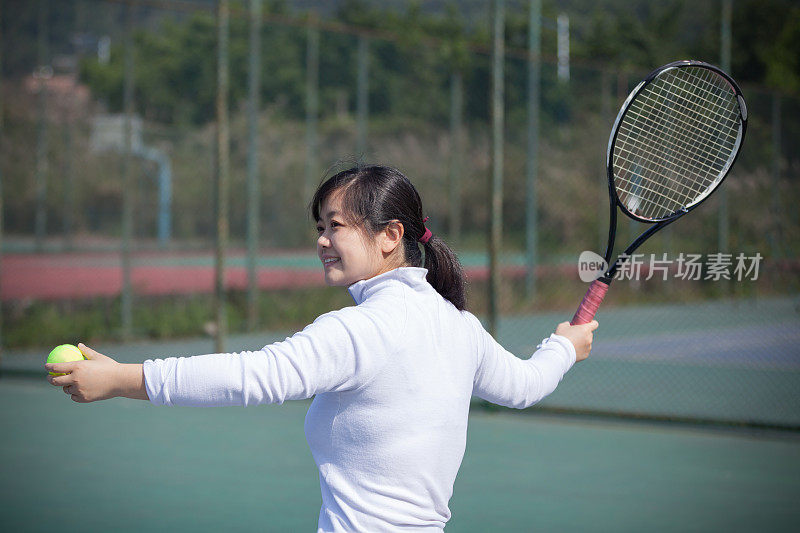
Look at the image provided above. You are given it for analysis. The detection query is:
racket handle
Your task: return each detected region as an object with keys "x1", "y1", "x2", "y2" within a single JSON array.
[{"x1": 571, "y1": 279, "x2": 609, "y2": 325}]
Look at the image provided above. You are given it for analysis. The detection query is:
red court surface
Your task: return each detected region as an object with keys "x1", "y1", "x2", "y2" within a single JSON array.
[
  {"x1": 1, "y1": 251, "x2": 526, "y2": 300},
  {"x1": 2, "y1": 252, "x2": 321, "y2": 300}
]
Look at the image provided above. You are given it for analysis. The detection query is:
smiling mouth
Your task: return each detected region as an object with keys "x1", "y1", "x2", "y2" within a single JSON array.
[{"x1": 323, "y1": 258, "x2": 340, "y2": 267}]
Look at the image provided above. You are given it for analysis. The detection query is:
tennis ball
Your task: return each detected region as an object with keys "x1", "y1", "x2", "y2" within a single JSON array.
[{"x1": 47, "y1": 344, "x2": 86, "y2": 376}]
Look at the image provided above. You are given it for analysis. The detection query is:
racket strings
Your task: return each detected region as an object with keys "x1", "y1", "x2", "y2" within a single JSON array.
[
  {"x1": 614, "y1": 125, "x2": 720, "y2": 210},
  {"x1": 651, "y1": 68, "x2": 740, "y2": 161},
  {"x1": 648, "y1": 72, "x2": 739, "y2": 166},
  {"x1": 617, "y1": 69, "x2": 739, "y2": 218},
  {"x1": 613, "y1": 66, "x2": 741, "y2": 220},
  {"x1": 623, "y1": 93, "x2": 737, "y2": 178},
  {"x1": 615, "y1": 128, "x2": 713, "y2": 200},
  {"x1": 620, "y1": 73, "x2": 737, "y2": 212}
]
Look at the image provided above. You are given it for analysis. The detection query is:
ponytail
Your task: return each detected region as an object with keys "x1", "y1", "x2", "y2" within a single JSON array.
[{"x1": 421, "y1": 235, "x2": 467, "y2": 311}]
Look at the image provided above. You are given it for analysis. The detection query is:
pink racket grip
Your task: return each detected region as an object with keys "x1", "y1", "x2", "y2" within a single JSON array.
[{"x1": 571, "y1": 279, "x2": 609, "y2": 325}]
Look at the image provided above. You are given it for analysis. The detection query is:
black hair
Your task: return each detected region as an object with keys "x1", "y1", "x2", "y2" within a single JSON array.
[{"x1": 310, "y1": 164, "x2": 467, "y2": 311}]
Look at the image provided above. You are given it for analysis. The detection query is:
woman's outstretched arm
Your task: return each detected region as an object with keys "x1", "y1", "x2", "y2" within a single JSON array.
[{"x1": 47, "y1": 304, "x2": 395, "y2": 407}]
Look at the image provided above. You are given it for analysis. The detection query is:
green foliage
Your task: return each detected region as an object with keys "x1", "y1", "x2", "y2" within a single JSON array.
[
  {"x1": 5, "y1": 299, "x2": 114, "y2": 348},
  {"x1": 572, "y1": 0, "x2": 701, "y2": 69},
  {"x1": 3, "y1": 287, "x2": 354, "y2": 350},
  {"x1": 75, "y1": 1, "x2": 474, "y2": 127},
  {"x1": 763, "y1": 7, "x2": 800, "y2": 94},
  {"x1": 70, "y1": 0, "x2": 799, "y2": 131},
  {"x1": 134, "y1": 14, "x2": 219, "y2": 125}
]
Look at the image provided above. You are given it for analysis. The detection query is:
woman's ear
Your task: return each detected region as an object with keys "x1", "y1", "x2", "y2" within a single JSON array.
[{"x1": 380, "y1": 221, "x2": 405, "y2": 254}]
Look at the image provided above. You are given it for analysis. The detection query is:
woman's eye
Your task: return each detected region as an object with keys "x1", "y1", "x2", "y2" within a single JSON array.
[{"x1": 316, "y1": 221, "x2": 342, "y2": 233}]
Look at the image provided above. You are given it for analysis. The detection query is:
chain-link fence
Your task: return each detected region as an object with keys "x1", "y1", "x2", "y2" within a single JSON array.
[{"x1": 2, "y1": 0, "x2": 798, "y2": 428}]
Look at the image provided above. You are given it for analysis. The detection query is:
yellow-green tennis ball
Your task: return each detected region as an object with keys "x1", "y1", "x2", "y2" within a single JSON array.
[{"x1": 47, "y1": 344, "x2": 85, "y2": 376}]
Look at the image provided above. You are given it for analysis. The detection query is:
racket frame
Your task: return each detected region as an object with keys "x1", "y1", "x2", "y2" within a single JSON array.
[
  {"x1": 571, "y1": 60, "x2": 747, "y2": 326},
  {"x1": 599, "y1": 60, "x2": 748, "y2": 283}
]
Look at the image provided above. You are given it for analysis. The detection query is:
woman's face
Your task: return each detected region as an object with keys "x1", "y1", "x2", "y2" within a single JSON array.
[{"x1": 316, "y1": 191, "x2": 395, "y2": 287}]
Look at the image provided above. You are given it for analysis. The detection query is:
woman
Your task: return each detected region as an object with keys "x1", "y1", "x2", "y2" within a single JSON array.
[{"x1": 46, "y1": 164, "x2": 598, "y2": 532}]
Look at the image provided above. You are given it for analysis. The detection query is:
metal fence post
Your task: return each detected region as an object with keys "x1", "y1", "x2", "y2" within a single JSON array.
[
  {"x1": 121, "y1": 0, "x2": 135, "y2": 341},
  {"x1": 771, "y1": 93, "x2": 782, "y2": 260},
  {"x1": 215, "y1": 0, "x2": 230, "y2": 353},
  {"x1": 718, "y1": 0, "x2": 732, "y2": 255},
  {"x1": 489, "y1": 0, "x2": 505, "y2": 337},
  {"x1": 246, "y1": 0, "x2": 262, "y2": 332},
  {"x1": 449, "y1": 72, "x2": 463, "y2": 245},
  {"x1": 525, "y1": 0, "x2": 541, "y2": 298},
  {"x1": 356, "y1": 35, "x2": 368, "y2": 157},
  {"x1": 0, "y1": 0, "x2": 4, "y2": 358},
  {"x1": 599, "y1": 69, "x2": 611, "y2": 253},
  {"x1": 305, "y1": 18, "x2": 319, "y2": 201},
  {"x1": 35, "y1": 0, "x2": 50, "y2": 252}
]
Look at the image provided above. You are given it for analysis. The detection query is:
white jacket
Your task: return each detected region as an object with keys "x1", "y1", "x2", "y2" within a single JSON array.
[{"x1": 143, "y1": 267, "x2": 576, "y2": 532}]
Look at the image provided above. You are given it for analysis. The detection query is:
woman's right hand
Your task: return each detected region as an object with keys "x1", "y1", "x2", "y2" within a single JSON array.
[{"x1": 555, "y1": 320, "x2": 599, "y2": 362}]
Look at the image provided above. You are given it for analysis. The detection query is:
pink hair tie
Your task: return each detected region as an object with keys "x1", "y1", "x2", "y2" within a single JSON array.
[{"x1": 419, "y1": 216, "x2": 432, "y2": 244}]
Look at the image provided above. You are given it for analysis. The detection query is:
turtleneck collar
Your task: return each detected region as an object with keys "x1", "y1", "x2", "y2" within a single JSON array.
[{"x1": 347, "y1": 267, "x2": 430, "y2": 305}]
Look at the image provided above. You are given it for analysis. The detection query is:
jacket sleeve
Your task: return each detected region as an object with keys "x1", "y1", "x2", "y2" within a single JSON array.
[
  {"x1": 142, "y1": 306, "x2": 393, "y2": 407},
  {"x1": 468, "y1": 313, "x2": 577, "y2": 409}
]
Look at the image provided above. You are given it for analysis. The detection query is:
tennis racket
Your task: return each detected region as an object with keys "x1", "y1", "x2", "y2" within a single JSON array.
[{"x1": 571, "y1": 60, "x2": 748, "y2": 326}]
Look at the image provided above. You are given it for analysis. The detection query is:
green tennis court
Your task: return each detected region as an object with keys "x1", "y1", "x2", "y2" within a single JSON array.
[
  {"x1": 500, "y1": 296, "x2": 800, "y2": 428},
  {"x1": 5, "y1": 295, "x2": 798, "y2": 428},
  {"x1": 2, "y1": 295, "x2": 798, "y2": 531},
  {"x1": 1, "y1": 377, "x2": 798, "y2": 532}
]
